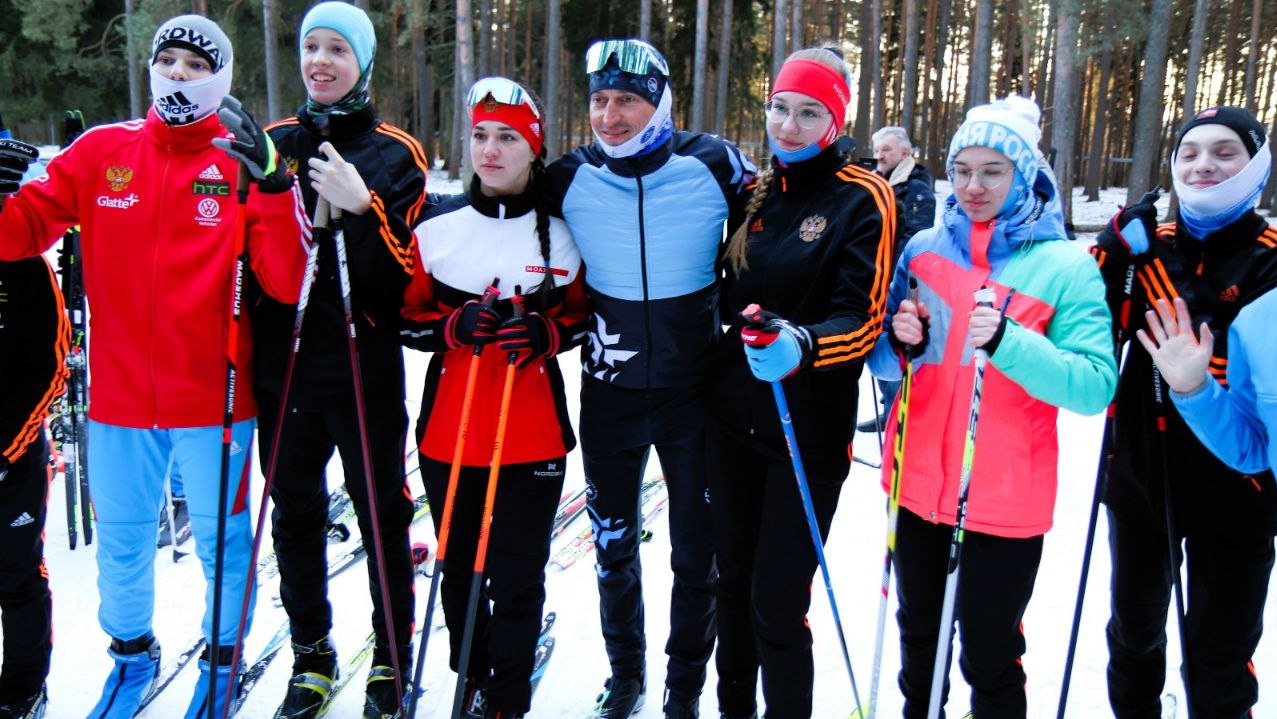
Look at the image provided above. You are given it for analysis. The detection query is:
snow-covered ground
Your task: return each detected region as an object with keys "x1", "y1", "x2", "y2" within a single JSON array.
[{"x1": 26, "y1": 172, "x2": 1277, "y2": 718}]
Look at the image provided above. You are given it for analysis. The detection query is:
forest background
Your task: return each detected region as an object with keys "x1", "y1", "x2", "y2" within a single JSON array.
[{"x1": 3, "y1": 0, "x2": 1276, "y2": 223}]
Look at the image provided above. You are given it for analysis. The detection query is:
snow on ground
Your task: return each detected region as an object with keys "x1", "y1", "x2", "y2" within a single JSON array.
[{"x1": 25, "y1": 172, "x2": 1277, "y2": 718}]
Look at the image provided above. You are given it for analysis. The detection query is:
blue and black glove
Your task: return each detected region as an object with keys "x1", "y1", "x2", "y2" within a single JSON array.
[
  {"x1": 739, "y1": 305, "x2": 812, "y2": 382},
  {"x1": 212, "y1": 95, "x2": 292, "y2": 193},
  {"x1": 1110, "y1": 187, "x2": 1162, "y2": 255},
  {"x1": 0, "y1": 138, "x2": 38, "y2": 195}
]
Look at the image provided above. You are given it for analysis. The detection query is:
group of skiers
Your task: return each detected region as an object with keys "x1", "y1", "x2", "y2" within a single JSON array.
[{"x1": 0, "y1": 3, "x2": 1273, "y2": 719}]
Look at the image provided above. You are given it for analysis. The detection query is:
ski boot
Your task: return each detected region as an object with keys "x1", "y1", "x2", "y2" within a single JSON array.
[
  {"x1": 592, "y1": 675, "x2": 644, "y2": 718},
  {"x1": 0, "y1": 684, "x2": 47, "y2": 719},
  {"x1": 663, "y1": 689, "x2": 699, "y2": 719},
  {"x1": 158, "y1": 496, "x2": 191, "y2": 548},
  {"x1": 482, "y1": 709, "x2": 523, "y2": 719},
  {"x1": 184, "y1": 645, "x2": 244, "y2": 719},
  {"x1": 274, "y1": 635, "x2": 338, "y2": 718},
  {"x1": 86, "y1": 633, "x2": 161, "y2": 719},
  {"x1": 460, "y1": 677, "x2": 487, "y2": 718},
  {"x1": 363, "y1": 665, "x2": 410, "y2": 719}
]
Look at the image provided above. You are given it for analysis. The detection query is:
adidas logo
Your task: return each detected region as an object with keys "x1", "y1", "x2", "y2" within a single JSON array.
[
  {"x1": 10, "y1": 512, "x2": 34, "y2": 528},
  {"x1": 750, "y1": 218, "x2": 764, "y2": 233},
  {"x1": 198, "y1": 164, "x2": 225, "y2": 181}
]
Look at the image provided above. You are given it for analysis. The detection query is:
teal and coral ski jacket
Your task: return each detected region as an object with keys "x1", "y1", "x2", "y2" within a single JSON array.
[{"x1": 867, "y1": 174, "x2": 1117, "y2": 539}]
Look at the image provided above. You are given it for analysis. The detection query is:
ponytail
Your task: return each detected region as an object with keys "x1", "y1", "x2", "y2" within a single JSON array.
[{"x1": 724, "y1": 160, "x2": 776, "y2": 275}]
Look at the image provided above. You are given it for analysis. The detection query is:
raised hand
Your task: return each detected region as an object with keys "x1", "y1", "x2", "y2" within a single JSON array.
[
  {"x1": 308, "y1": 142, "x2": 372, "y2": 215},
  {"x1": 1135, "y1": 297, "x2": 1214, "y2": 394}
]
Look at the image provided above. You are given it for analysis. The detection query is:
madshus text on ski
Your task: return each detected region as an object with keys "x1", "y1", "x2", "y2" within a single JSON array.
[{"x1": 0, "y1": 4, "x2": 1274, "y2": 719}]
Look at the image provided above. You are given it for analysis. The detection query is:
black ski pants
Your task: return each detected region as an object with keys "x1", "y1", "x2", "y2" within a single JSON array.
[
  {"x1": 256, "y1": 391, "x2": 415, "y2": 669},
  {"x1": 1105, "y1": 506, "x2": 1274, "y2": 719},
  {"x1": 579, "y1": 376, "x2": 718, "y2": 701},
  {"x1": 422, "y1": 455, "x2": 564, "y2": 714},
  {"x1": 894, "y1": 506, "x2": 1043, "y2": 719},
  {"x1": 0, "y1": 432, "x2": 51, "y2": 702},
  {"x1": 707, "y1": 422, "x2": 848, "y2": 719}
]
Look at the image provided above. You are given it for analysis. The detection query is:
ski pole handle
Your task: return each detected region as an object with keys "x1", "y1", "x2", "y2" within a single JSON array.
[{"x1": 507, "y1": 285, "x2": 524, "y2": 365}]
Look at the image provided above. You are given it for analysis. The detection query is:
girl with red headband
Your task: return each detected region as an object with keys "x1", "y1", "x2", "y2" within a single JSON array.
[
  {"x1": 709, "y1": 47, "x2": 896, "y2": 719},
  {"x1": 397, "y1": 78, "x2": 588, "y2": 719}
]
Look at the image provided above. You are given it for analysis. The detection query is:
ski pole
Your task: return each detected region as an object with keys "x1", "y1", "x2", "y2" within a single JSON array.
[
  {"x1": 407, "y1": 278, "x2": 500, "y2": 719},
  {"x1": 209, "y1": 164, "x2": 251, "y2": 719},
  {"x1": 925, "y1": 286, "x2": 1013, "y2": 719},
  {"x1": 330, "y1": 201, "x2": 409, "y2": 712},
  {"x1": 867, "y1": 277, "x2": 921, "y2": 719},
  {"x1": 1153, "y1": 364, "x2": 1194, "y2": 716},
  {"x1": 740, "y1": 304, "x2": 865, "y2": 717},
  {"x1": 450, "y1": 288, "x2": 524, "y2": 719},
  {"x1": 220, "y1": 193, "x2": 324, "y2": 714},
  {"x1": 1056, "y1": 186, "x2": 1161, "y2": 718}
]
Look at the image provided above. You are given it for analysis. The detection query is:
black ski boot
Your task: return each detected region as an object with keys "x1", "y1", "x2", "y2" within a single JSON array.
[
  {"x1": 460, "y1": 677, "x2": 487, "y2": 718},
  {"x1": 591, "y1": 675, "x2": 644, "y2": 718},
  {"x1": 663, "y1": 689, "x2": 699, "y2": 719},
  {"x1": 157, "y1": 496, "x2": 191, "y2": 548},
  {"x1": 273, "y1": 635, "x2": 338, "y2": 719},
  {"x1": 362, "y1": 665, "x2": 409, "y2": 719},
  {"x1": 0, "y1": 684, "x2": 47, "y2": 719}
]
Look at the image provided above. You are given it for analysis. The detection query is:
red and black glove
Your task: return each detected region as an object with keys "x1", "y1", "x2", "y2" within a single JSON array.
[
  {"x1": 496, "y1": 312, "x2": 559, "y2": 368},
  {"x1": 444, "y1": 281, "x2": 501, "y2": 349}
]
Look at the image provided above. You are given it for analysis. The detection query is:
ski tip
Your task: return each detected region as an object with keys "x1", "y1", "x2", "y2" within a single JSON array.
[
  {"x1": 847, "y1": 703, "x2": 872, "y2": 719},
  {"x1": 411, "y1": 543, "x2": 431, "y2": 565}
]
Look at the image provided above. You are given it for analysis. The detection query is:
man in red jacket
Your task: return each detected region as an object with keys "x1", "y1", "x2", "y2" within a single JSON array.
[{"x1": 0, "y1": 15, "x2": 308, "y2": 719}]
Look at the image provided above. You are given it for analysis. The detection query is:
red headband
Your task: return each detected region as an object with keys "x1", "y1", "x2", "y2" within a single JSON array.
[
  {"x1": 771, "y1": 58, "x2": 850, "y2": 145},
  {"x1": 471, "y1": 98, "x2": 544, "y2": 157}
]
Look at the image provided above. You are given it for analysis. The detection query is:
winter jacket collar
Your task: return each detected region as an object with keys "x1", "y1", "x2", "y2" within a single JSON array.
[
  {"x1": 467, "y1": 174, "x2": 537, "y2": 219},
  {"x1": 143, "y1": 107, "x2": 227, "y2": 154},
  {"x1": 1173, "y1": 210, "x2": 1268, "y2": 255},
  {"x1": 295, "y1": 104, "x2": 379, "y2": 140},
  {"x1": 600, "y1": 134, "x2": 675, "y2": 178},
  {"x1": 773, "y1": 136, "x2": 852, "y2": 194},
  {"x1": 886, "y1": 154, "x2": 917, "y2": 187}
]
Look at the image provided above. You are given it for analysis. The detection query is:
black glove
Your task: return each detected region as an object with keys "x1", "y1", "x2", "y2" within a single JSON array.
[
  {"x1": 1110, "y1": 187, "x2": 1162, "y2": 256},
  {"x1": 0, "y1": 138, "x2": 38, "y2": 195},
  {"x1": 445, "y1": 300, "x2": 500, "y2": 348},
  {"x1": 211, "y1": 95, "x2": 292, "y2": 193},
  {"x1": 496, "y1": 312, "x2": 558, "y2": 368}
]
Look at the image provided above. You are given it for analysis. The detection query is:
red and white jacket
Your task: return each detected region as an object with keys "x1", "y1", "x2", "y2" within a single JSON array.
[
  {"x1": 401, "y1": 180, "x2": 588, "y2": 467},
  {"x1": 0, "y1": 109, "x2": 310, "y2": 429}
]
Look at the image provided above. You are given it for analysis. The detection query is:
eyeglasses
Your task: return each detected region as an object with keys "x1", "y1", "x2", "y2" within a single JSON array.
[
  {"x1": 948, "y1": 165, "x2": 1013, "y2": 189},
  {"x1": 764, "y1": 100, "x2": 831, "y2": 131},
  {"x1": 466, "y1": 77, "x2": 541, "y2": 118},
  {"x1": 585, "y1": 39, "x2": 669, "y2": 77}
]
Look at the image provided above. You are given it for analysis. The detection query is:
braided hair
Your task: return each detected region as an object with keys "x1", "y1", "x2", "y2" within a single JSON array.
[
  {"x1": 529, "y1": 155, "x2": 556, "y2": 306},
  {"x1": 724, "y1": 161, "x2": 776, "y2": 274}
]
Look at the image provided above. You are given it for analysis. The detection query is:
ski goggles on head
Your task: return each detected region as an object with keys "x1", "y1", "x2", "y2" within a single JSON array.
[
  {"x1": 466, "y1": 77, "x2": 541, "y2": 118},
  {"x1": 584, "y1": 39, "x2": 668, "y2": 77}
]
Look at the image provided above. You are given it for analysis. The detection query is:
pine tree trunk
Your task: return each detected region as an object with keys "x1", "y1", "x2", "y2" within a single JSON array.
[
  {"x1": 871, "y1": 0, "x2": 885, "y2": 127},
  {"x1": 261, "y1": 0, "x2": 281, "y2": 120},
  {"x1": 1127, "y1": 0, "x2": 1172, "y2": 204},
  {"x1": 773, "y1": 0, "x2": 789, "y2": 78},
  {"x1": 692, "y1": 0, "x2": 709, "y2": 131},
  {"x1": 125, "y1": 0, "x2": 141, "y2": 118},
  {"x1": 1084, "y1": 39, "x2": 1112, "y2": 201},
  {"x1": 854, "y1": 0, "x2": 873, "y2": 148},
  {"x1": 924, "y1": 0, "x2": 952, "y2": 168},
  {"x1": 477, "y1": 0, "x2": 492, "y2": 77},
  {"x1": 791, "y1": 0, "x2": 804, "y2": 53},
  {"x1": 640, "y1": 0, "x2": 652, "y2": 40},
  {"x1": 451, "y1": 0, "x2": 475, "y2": 181},
  {"x1": 1181, "y1": 0, "x2": 1209, "y2": 118},
  {"x1": 714, "y1": 0, "x2": 734, "y2": 135},
  {"x1": 1050, "y1": 0, "x2": 1079, "y2": 222},
  {"x1": 1218, "y1": 0, "x2": 1244, "y2": 106},
  {"x1": 968, "y1": 0, "x2": 993, "y2": 106},
  {"x1": 1034, "y1": 0, "x2": 1054, "y2": 106},
  {"x1": 1019, "y1": 0, "x2": 1033, "y2": 94},
  {"x1": 1242, "y1": 0, "x2": 1263, "y2": 110},
  {"x1": 902, "y1": 0, "x2": 921, "y2": 137},
  {"x1": 543, "y1": 0, "x2": 562, "y2": 155}
]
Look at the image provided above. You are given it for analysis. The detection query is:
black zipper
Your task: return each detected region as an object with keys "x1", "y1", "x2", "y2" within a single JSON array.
[{"x1": 631, "y1": 160, "x2": 653, "y2": 390}]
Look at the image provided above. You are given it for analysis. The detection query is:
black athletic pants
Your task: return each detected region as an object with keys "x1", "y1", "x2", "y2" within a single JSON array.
[
  {"x1": 1105, "y1": 506, "x2": 1274, "y2": 719},
  {"x1": 894, "y1": 506, "x2": 1043, "y2": 719},
  {"x1": 0, "y1": 432, "x2": 51, "y2": 702},
  {"x1": 579, "y1": 376, "x2": 718, "y2": 701},
  {"x1": 707, "y1": 422, "x2": 847, "y2": 719},
  {"x1": 256, "y1": 391, "x2": 416, "y2": 669},
  {"x1": 421, "y1": 455, "x2": 564, "y2": 714}
]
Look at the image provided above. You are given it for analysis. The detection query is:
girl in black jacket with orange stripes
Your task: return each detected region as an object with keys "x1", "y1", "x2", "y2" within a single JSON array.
[
  {"x1": 708, "y1": 48, "x2": 895, "y2": 719},
  {"x1": 247, "y1": 4, "x2": 429, "y2": 717}
]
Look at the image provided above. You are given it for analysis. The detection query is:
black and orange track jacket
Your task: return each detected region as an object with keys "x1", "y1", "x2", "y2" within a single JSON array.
[
  {"x1": 252, "y1": 105, "x2": 429, "y2": 408},
  {"x1": 1092, "y1": 212, "x2": 1277, "y2": 535},
  {"x1": 712, "y1": 137, "x2": 896, "y2": 458},
  {"x1": 0, "y1": 257, "x2": 68, "y2": 465}
]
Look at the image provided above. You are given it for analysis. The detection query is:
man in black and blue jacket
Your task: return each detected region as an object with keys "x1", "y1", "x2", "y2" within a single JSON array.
[{"x1": 547, "y1": 38, "x2": 753, "y2": 719}]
